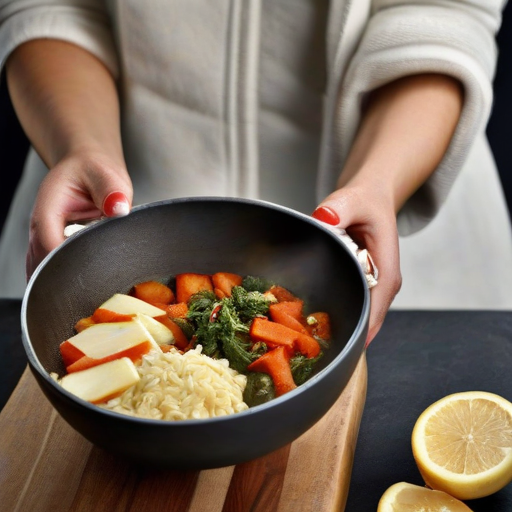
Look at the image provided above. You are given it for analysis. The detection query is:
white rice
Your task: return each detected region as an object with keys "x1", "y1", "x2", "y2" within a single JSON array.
[{"x1": 100, "y1": 345, "x2": 249, "y2": 420}]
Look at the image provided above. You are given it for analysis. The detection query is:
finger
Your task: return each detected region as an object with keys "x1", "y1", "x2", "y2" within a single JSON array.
[
  {"x1": 364, "y1": 223, "x2": 401, "y2": 346},
  {"x1": 311, "y1": 189, "x2": 361, "y2": 229},
  {"x1": 82, "y1": 164, "x2": 133, "y2": 218},
  {"x1": 312, "y1": 191, "x2": 401, "y2": 346}
]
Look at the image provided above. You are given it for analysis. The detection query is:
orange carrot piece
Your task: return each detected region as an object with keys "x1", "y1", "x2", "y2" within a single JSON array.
[
  {"x1": 92, "y1": 308, "x2": 134, "y2": 324},
  {"x1": 250, "y1": 317, "x2": 320, "y2": 358},
  {"x1": 269, "y1": 300, "x2": 304, "y2": 321},
  {"x1": 268, "y1": 285, "x2": 301, "y2": 303},
  {"x1": 66, "y1": 340, "x2": 153, "y2": 373},
  {"x1": 166, "y1": 302, "x2": 189, "y2": 319},
  {"x1": 133, "y1": 280, "x2": 175, "y2": 305},
  {"x1": 294, "y1": 332, "x2": 321, "y2": 358},
  {"x1": 60, "y1": 340, "x2": 86, "y2": 367},
  {"x1": 247, "y1": 346, "x2": 297, "y2": 396},
  {"x1": 214, "y1": 288, "x2": 227, "y2": 299},
  {"x1": 307, "y1": 312, "x2": 332, "y2": 341},
  {"x1": 155, "y1": 315, "x2": 189, "y2": 350},
  {"x1": 151, "y1": 302, "x2": 170, "y2": 311},
  {"x1": 211, "y1": 272, "x2": 243, "y2": 298},
  {"x1": 269, "y1": 302, "x2": 307, "y2": 334},
  {"x1": 249, "y1": 317, "x2": 296, "y2": 350},
  {"x1": 74, "y1": 316, "x2": 95, "y2": 333},
  {"x1": 175, "y1": 273, "x2": 213, "y2": 304}
]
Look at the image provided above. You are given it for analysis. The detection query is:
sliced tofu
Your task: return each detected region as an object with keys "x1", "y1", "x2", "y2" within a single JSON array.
[
  {"x1": 135, "y1": 313, "x2": 174, "y2": 346},
  {"x1": 98, "y1": 293, "x2": 164, "y2": 318},
  {"x1": 59, "y1": 357, "x2": 140, "y2": 403},
  {"x1": 65, "y1": 320, "x2": 159, "y2": 359}
]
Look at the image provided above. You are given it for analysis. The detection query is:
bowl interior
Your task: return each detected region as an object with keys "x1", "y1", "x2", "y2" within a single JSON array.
[{"x1": 24, "y1": 198, "x2": 367, "y2": 383}]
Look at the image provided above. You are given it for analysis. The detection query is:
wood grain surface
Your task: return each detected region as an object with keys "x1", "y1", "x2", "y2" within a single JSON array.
[{"x1": 0, "y1": 355, "x2": 366, "y2": 512}]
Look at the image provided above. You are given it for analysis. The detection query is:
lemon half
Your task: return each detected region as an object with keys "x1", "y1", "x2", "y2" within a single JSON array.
[
  {"x1": 412, "y1": 391, "x2": 512, "y2": 500},
  {"x1": 377, "y1": 482, "x2": 473, "y2": 512}
]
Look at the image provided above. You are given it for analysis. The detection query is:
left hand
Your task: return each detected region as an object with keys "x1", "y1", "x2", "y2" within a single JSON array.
[{"x1": 312, "y1": 184, "x2": 402, "y2": 346}]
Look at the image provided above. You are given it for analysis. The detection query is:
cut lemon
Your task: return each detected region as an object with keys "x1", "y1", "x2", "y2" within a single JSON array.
[
  {"x1": 377, "y1": 482, "x2": 473, "y2": 511},
  {"x1": 412, "y1": 391, "x2": 512, "y2": 500}
]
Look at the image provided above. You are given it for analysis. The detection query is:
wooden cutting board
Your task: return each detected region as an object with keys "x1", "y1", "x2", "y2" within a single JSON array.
[{"x1": 0, "y1": 355, "x2": 366, "y2": 512}]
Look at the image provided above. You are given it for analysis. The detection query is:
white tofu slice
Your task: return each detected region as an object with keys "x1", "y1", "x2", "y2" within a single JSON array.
[
  {"x1": 67, "y1": 320, "x2": 160, "y2": 359},
  {"x1": 135, "y1": 313, "x2": 174, "y2": 346},
  {"x1": 60, "y1": 357, "x2": 140, "y2": 403},
  {"x1": 98, "y1": 293, "x2": 164, "y2": 318}
]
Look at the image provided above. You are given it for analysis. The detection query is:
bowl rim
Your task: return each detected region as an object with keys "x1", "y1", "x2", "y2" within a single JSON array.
[{"x1": 21, "y1": 196, "x2": 370, "y2": 426}]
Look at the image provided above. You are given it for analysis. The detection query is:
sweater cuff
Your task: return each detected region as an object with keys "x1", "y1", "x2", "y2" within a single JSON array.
[
  {"x1": 335, "y1": 5, "x2": 497, "y2": 236},
  {"x1": 0, "y1": 6, "x2": 119, "y2": 78}
]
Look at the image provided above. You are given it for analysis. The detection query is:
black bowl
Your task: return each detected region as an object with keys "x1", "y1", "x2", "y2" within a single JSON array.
[{"x1": 21, "y1": 197, "x2": 369, "y2": 469}]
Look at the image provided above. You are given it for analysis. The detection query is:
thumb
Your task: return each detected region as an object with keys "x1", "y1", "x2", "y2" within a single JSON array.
[
  {"x1": 82, "y1": 162, "x2": 133, "y2": 218},
  {"x1": 101, "y1": 191, "x2": 131, "y2": 217}
]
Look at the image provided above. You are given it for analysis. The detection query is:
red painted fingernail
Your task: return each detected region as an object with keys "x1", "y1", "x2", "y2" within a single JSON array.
[
  {"x1": 311, "y1": 206, "x2": 340, "y2": 226},
  {"x1": 103, "y1": 192, "x2": 130, "y2": 217}
]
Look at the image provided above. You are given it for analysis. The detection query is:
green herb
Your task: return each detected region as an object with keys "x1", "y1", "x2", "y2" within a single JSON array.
[
  {"x1": 243, "y1": 372, "x2": 276, "y2": 407},
  {"x1": 185, "y1": 288, "x2": 271, "y2": 371},
  {"x1": 230, "y1": 286, "x2": 270, "y2": 322},
  {"x1": 290, "y1": 352, "x2": 323, "y2": 386},
  {"x1": 171, "y1": 317, "x2": 195, "y2": 340},
  {"x1": 241, "y1": 275, "x2": 274, "y2": 293}
]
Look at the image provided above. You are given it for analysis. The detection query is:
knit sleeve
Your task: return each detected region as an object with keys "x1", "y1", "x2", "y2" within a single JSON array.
[
  {"x1": 0, "y1": 0, "x2": 119, "y2": 77},
  {"x1": 334, "y1": 0, "x2": 504, "y2": 235}
]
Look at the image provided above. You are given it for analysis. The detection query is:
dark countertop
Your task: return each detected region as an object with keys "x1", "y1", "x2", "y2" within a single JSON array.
[{"x1": 2, "y1": 301, "x2": 512, "y2": 511}]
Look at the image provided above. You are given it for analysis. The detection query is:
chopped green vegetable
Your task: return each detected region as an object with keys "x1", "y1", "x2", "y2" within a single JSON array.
[
  {"x1": 230, "y1": 286, "x2": 271, "y2": 322},
  {"x1": 171, "y1": 317, "x2": 195, "y2": 340},
  {"x1": 290, "y1": 352, "x2": 323, "y2": 386},
  {"x1": 241, "y1": 275, "x2": 274, "y2": 294},
  {"x1": 186, "y1": 288, "x2": 270, "y2": 371},
  {"x1": 243, "y1": 372, "x2": 276, "y2": 407}
]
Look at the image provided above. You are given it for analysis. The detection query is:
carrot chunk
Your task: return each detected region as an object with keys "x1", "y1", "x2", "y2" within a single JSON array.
[
  {"x1": 247, "y1": 346, "x2": 297, "y2": 396},
  {"x1": 60, "y1": 340, "x2": 86, "y2": 367},
  {"x1": 307, "y1": 312, "x2": 332, "y2": 341},
  {"x1": 175, "y1": 273, "x2": 214, "y2": 304},
  {"x1": 294, "y1": 332, "x2": 321, "y2": 358},
  {"x1": 212, "y1": 272, "x2": 243, "y2": 298},
  {"x1": 268, "y1": 285, "x2": 301, "y2": 303},
  {"x1": 249, "y1": 317, "x2": 296, "y2": 350},
  {"x1": 269, "y1": 302, "x2": 307, "y2": 334},
  {"x1": 74, "y1": 316, "x2": 95, "y2": 333},
  {"x1": 66, "y1": 340, "x2": 153, "y2": 373},
  {"x1": 214, "y1": 288, "x2": 227, "y2": 299},
  {"x1": 250, "y1": 317, "x2": 320, "y2": 358},
  {"x1": 166, "y1": 302, "x2": 189, "y2": 319},
  {"x1": 155, "y1": 315, "x2": 189, "y2": 350},
  {"x1": 270, "y1": 300, "x2": 304, "y2": 321},
  {"x1": 133, "y1": 280, "x2": 175, "y2": 305},
  {"x1": 92, "y1": 309, "x2": 134, "y2": 324}
]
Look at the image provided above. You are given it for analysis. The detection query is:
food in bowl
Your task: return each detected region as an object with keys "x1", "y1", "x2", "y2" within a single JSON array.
[{"x1": 52, "y1": 272, "x2": 332, "y2": 420}]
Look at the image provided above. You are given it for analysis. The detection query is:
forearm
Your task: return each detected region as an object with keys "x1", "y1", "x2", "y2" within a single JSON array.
[
  {"x1": 337, "y1": 74, "x2": 464, "y2": 213},
  {"x1": 6, "y1": 39, "x2": 124, "y2": 168}
]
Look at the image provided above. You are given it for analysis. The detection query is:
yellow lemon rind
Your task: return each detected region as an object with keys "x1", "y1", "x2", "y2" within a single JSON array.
[
  {"x1": 412, "y1": 391, "x2": 512, "y2": 500},
  {"x1": 377, "y1": 482, "x2": 474, "y2": 512}
]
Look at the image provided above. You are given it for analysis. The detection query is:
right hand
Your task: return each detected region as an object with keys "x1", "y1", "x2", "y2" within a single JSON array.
[{"x1": 26, "y1": 150, "x2": 133, "y2": 280}]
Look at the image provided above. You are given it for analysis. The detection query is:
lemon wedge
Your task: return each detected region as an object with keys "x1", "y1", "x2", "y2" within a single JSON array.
[
  {"x1": 377, "y1": 482, "x2": 473, "y2": 511},
  {"x1": 412, "y1": 391, "x2": 512, "y2": 500}
]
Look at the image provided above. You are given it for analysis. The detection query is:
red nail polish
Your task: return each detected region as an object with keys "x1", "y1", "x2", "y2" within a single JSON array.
[
  {"x1": 311, "y1": 206, "x2": 340, "y2": 226},
  {"x1": 103, "y1": 192, "x2": 130, "y2": 217}
]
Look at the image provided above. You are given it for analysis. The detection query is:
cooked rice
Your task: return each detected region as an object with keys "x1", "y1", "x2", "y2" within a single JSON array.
[{"x1": 100, "y1": 345, "x2": 249, "y2": 420}]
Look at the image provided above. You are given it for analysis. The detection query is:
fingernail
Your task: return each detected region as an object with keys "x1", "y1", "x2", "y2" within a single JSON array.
[
  {"x1": 311, "y1": 206, "x2": 340, "y2": 226},
  {"x1": 103, "y1": 192, "x2": 130, "y2": 217}
]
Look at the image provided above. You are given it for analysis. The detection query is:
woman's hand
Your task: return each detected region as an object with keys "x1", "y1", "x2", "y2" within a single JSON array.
[
  {"x1": 312, "y1": 186, "x2": 401, "y2": 347},
  {"x1": 314, "y1": 74, "x2": 464, "y2": 345},
  {"x1": 26, "y1": 150, "x2": 132, "y2": 278},
  {"x1": 6, "y1": 39, "x2": 129, "y2": 279}
]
